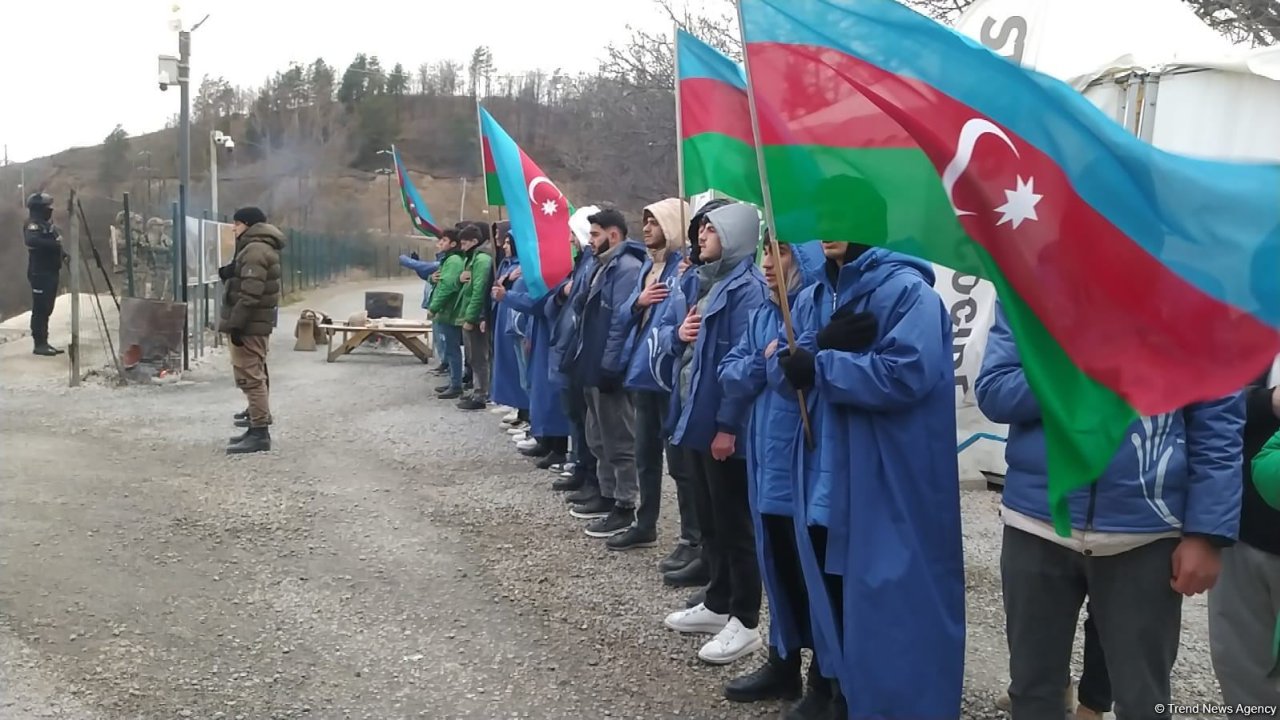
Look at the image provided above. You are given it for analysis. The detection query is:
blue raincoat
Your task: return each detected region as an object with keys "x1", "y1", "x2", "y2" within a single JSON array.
[
  {"x1": 399, "y1": 254, "x2": 442, "y2": 309},
  {"x1": 502, "y1": 276, "x2": 572, "y2": 438},
  {"x1": 718, "y1": 242, "x2": 825, "y2": 658},
  {"x1": 779, "y1": 248, "x2": 965, "y2": 718},
  {"x1": 490, "y1": 257, "x2": 529, "y2": 411}
]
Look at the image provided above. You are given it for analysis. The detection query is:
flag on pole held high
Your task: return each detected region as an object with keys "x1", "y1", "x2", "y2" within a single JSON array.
[
  {"x1": 478, "y1": 106, "x2": 574, "y2": 300},
  {"x1": 481, "y1": 123, "x2": 507, "y2": 207},
  {"x1": 391, "y1": 146, "x2": 441, "y2": 238},
  {"x1": 738, "y1": 0, "x2": 1280, "y2": 535},
  {"x1": 675, "y1": 29, "x2": 762, "y2": 205}
]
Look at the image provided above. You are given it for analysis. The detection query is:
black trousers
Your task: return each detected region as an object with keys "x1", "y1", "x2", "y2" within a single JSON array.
[
  {"x1": 809, "y1": 525, "x2": 844, "y2": 639},
  {"x1": 686, "y1": 448, "x2": 761, "y2": 628},
  {"x1": 763, "y1": 513, "x2": 813, "y2": 653},
  {"x1": 28, "y1": 273, "x2": 58, "y2": 345},
  {"x1": 1078, "y1": 602, "x2": 1112, "y2": 713}
]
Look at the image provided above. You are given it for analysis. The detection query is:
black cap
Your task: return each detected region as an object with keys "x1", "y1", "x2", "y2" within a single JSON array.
[
  {"x1": 233, "y1": 207, "x2": 267, "y2": 226},
  {"x1": 25, "y1": 192, "x2": 53, "y2": 210}
]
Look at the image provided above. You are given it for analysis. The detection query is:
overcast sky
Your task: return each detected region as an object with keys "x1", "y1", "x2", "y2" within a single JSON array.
[{"x1": 0, "y1": 0, "x2": 719, "y2": 163}]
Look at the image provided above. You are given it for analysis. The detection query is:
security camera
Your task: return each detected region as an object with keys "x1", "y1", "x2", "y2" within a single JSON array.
[
  {"x1": 159, "y1": 80, "x2": 170, "y2": 92},
  {"x1": 223, "y1": 139, "x2": 235, "y2": 152}
]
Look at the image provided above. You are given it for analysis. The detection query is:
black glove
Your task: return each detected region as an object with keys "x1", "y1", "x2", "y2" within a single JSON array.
[
  {"x1": 229, "y1": 330, "x2": 245, "y2": 347},
  {"x1": 218, "y1": 263, "x2": 235, "y2": 282},
  {"x1": 596, "y1": 373, "x2": 623, "y2": 394},
  {"x1": 410, "y1": 251, "x2": 420, "y2": 261},
  {"x1": 818, "y1": 307, "x2": 878, "y2": 353},
  {"x1": 778, "y1": 348, "x2": 816, "y2": 391}
]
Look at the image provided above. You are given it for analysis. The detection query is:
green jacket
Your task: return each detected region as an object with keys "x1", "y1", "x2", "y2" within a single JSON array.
[
  {"x1": 460, "y1": 249, "x2": 493, "y2": 325},
  {"x1": 220, "y1": 223, "x2": 285, "y2": 336},
  {"x1": 1250, "y1": 430, "x2": 1280, "y2": 680},
  {"x1": 427, "y1": 252, "x2": 467, "y2": 326}
]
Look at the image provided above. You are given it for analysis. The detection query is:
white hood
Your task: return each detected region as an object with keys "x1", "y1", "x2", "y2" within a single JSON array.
[{"x1": 569, "y1": 205, "x2": 599, "y2": 248}]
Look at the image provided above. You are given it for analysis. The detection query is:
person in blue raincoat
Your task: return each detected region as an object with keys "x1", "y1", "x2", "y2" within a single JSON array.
[
  {"x1": 718, "y1": 236, "x2": 826, "y2": 705},
  {"x1": 399, "y1": 246, "x2": 448, "y2": 374},
  {"x1": 488, "y1": 230, "x2": 530, "y2": 419},
  {"x1": 494, "y1": 232, "x2": 572, "y2": 463},
  {"x1": 552, "y1": 228, "x2": 605, "y2": 508},
  {"x1": 774, "y1": 232, "x2": 965, "y2": 719},
  {"x1": 657, "y1": 202, "x2": 770, "y2": 667}
]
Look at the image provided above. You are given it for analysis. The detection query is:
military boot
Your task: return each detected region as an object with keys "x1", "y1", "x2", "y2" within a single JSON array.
[
  {"x1": 724, "y1": 647, "x2": 803, "y2": 703},
  {"x1": 226, "y1": 427, "x2": 271, "y2": 455}
]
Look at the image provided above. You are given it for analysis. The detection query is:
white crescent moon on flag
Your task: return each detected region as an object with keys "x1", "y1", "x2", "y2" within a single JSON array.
[
  {"x1": 941, "y1": 118, "x2": 1020, "y2": 217},
  {"x1": 527, "y1": 176, "x2": 556, "y2": 202}
]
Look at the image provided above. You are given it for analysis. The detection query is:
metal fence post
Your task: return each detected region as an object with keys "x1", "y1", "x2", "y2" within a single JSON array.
[{"x1": 122, "y1": 192, "x2": 135, "y2": 298}]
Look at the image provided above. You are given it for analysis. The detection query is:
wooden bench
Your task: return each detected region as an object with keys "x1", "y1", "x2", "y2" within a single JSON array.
[{"x1": 318, "y1": 322, "x2": 433, "y2": 364}]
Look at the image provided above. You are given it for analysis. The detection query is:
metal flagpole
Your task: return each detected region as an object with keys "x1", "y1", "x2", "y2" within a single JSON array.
[{"x1": 734, "y1": 1, "x2": 813, "y2": 448}]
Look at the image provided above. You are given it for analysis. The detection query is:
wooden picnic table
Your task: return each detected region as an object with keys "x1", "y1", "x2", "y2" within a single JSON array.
[{"x1": 319, "y1": 322, "x2": 433, "y2": 364}]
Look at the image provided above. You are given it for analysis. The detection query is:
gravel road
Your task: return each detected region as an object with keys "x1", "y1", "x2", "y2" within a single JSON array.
[{"x1": 0, "y1": 279, "x2": 1225, "y2": 719}]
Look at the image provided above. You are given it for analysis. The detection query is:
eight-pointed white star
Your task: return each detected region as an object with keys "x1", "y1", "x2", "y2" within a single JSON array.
[
  {"x1": 541, "y1": 198, "x2": 559, "y2": 216},
  {"x1": 994, "y1": 176, "x2": 1042, "y2": 230}
]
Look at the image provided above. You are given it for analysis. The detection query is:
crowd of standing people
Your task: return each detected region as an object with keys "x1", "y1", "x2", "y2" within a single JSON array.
[{"x1": 205, "y1": 192, "x2": 1280, "y2": 719}]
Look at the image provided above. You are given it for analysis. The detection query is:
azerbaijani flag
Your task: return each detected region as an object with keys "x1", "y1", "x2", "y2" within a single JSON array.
[
  {"x1": 740, "y1": 0, "x2": 1280, "y2": 534},
  {"x1": 479, "y1": 106, "x2": 574, "y2": 299},
  {"x1": 676, "y1": 29, "x2": 763, "y2": 205},
  {"x1": 481, "y1": 128, "x2": 506, "y2": 207},
  {"x1": 391, "y1": 146, "x2": 441, "y2": 238}
]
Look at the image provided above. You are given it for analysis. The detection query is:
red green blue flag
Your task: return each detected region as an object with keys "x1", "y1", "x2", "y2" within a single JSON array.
[
  {"x1": 739, "y1": 0, "x2": 1280, "y2": 535},
  {"x1": 676, "y1": 30, "x2": 762, "y2": 205},
  {"x1": 481, "y1": 132, "x2": 506, "y2": 207},
  {"x1": 391, "y1": 146, "x2": 441, "y2": 238},
  {"x1": 478, "y1": 106, "x2": 574, "y2": 299}
]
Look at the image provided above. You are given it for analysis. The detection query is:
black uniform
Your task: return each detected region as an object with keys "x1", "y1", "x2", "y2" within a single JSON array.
[{"x1": 24, "y1": 214, "x2": 63, "y2": 350}]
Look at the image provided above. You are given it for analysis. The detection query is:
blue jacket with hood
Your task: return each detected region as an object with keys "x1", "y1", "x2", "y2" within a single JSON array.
[
  {"x1": 717, "y1": 241, "x2": 824, "y2": 658},
  {"x1": 502, "y1": 273, "x2": 573, "y2": 438},
  {"x1": 778, "y1": 247, "x2": 965, "y2": 719},
  {"x1": 619, "y1": 198, "x2": 692, "y2": 394},
  {"x1": 572, "y1": 238, "x2": 647, "y2": 388},
  {"x1": 547, "y1": 247, "x2": 597, "y2": 389},
  {"x1": 976, "y1": 303, "x2": 1244, "y2": 539},
  {"x1": 399, "y1": 254, "x2": 442, "y2": 309},
  {"x1": 489, "y1": 256, "x2": 529, "y2": 411},
  {"x1": 655, "y1": 203, "x2": 768, "y2": 455}
]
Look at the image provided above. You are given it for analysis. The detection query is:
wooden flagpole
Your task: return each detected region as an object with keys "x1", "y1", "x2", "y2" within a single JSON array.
[{"x1": 734, "y1": 0, "x2": 814, "y2": 449}]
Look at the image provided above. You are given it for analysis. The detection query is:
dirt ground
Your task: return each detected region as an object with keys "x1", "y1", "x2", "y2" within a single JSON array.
[{"x1": 0, "y1": 280, "x2": 1223, "y2": 719}]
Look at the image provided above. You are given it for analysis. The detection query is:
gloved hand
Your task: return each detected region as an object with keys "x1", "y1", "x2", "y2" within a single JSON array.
[
  {"x1": 229, "y1": 330, "x2": 245, "y2": 347},
  {"x1": 778, "y1": 347, "x2": 816, "y2": 391},
  {"x1": 817, "y1": 310, "x2": 878, "y2": 352},
  {"x1": 218, "y1": 263, "x2": 235, "y2": 282},
  {"x1": 410, "y1": 251, "x2": 420, "y2": 261},
  {"x1": 596, "y1": 373, "x2": 623, "y2": 394}
]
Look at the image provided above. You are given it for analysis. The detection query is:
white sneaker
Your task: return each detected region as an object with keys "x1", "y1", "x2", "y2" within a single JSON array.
[
  {"x1": 491, "y1": 405, "x2": 512, "y2": 415},
  {"x1": 697, "y1": 617, "x2": 763, "y2": 665},
  {"x1": 506, "y1": 425, "x2": 528, "y2": 435},
  {"x1": 516, "y1": 438, "x2": 539, "y2": 451},
  {"x1": 511, "y1": 433, "x2": 528, "y2": 444},
  {"x1": 501, "y1": 410, "x2": 519, "y2": 424},
  {"x1": 663, "y1": 603, "x2": 730, "y2": 635}
]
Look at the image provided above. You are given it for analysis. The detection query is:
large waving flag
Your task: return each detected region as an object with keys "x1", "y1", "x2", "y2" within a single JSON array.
[
  {"x1": 676, "y1": 30, "x2": 762, "y2": 204},
  {"x1": 478, "y1": 107, "x2": 574, "y2": 299},
  {"x1": 391, "y1": 146, "x2": 441, "y2": 238},
  {"x1": 739, "y1": 0, "x2": 1280, "y2": 534},
  {"x1": 479, "y1": 107, "x2": 506, "y2": 207}
]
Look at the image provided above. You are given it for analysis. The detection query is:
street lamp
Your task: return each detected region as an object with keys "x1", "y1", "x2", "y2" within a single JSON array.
[
  {"x1": 376, "y1": 147, "x2": 394, "y2": 235},
  {"x1": 210, "y1": 130, "x2": 235, "y2": 217}
]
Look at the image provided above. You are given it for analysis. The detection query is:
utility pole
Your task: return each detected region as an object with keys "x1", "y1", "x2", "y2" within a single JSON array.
[
  {"x1": 68, "y1": 191, "x2": 81, "y2": 387},
  {"x1": 175, "y1": 13, "x2": 207, "y2": 372},
  {"x1": 376, "y1": 147, "x2": 394, "y2": 236}
]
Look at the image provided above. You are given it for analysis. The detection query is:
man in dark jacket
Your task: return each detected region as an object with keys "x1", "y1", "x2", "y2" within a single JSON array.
[
  {"x1": 568, "y1": 208, "x2": 647, "y2": 539},
  {"x1": 23, "y1": 192, "x2": 66, "y2": 356},
  {"x1": 218, "y1": 207, "x2": 284, "y2": 455},
  {"x1": 1211, "y1": 371, "x2": 1280, "y2": 715}
]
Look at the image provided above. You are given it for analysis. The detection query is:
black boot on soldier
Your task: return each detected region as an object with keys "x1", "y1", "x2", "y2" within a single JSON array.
[
  {"x1": 724, "y1": 647, "x2": 803, "y2": 703},
  {"x1": 783, "y1": 663, "x2": 834, "y2": 720},
  {"x1": 226, "y1": 427, "x2": 271, "y2": 455}
]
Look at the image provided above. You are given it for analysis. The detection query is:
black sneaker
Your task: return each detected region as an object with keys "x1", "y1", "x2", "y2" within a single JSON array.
[
  {"x1": 606, "y1": 524, "x2": 657, "y2": 550},
  {"x1": 724, "y1": 648, "x2": 803, "y2": 703},
  {"x1": 536, "y1": 452, "x2": 567, "y2": 470},
  {"x1": 437, "y1": 387, "x2": 463, "y2": 400},
  {"x1": 686, "y1": 586, "x2": 707, "y2": 609},
  {"x1": 519, "y1": 442, "x2": 551, "y2": 458},
  {"x1": 658, "y1": 543, "x2": 700, "y2": 573},
  {"x1": 569, "y1": 496, "x2": 614, "y2": 520},
  {"x1": 585, "y1": 506, "x2": 636, "y2": 538},
  {"x1": 32, "y1": 343, "x2": 59, "y2": 357},
  {"x1": 435, "y1": 383, "x2": 452, "y2": 394},
  {"x1": 551, "y1": 473, "x2": 584, "y2": 492},
  {"x1": 564, "y1": 484, "x2": 598, "y2": 504},
  {"x1": 782, "y1": 664, "x2": 834, "y2": 720},
  {"x1": 457, "y1": 396, "x2": 486, "y2": 411},
  {"x1": 663, "y1": 557, "x2": 710, "y2": 588},
  {"x1": 431, "y1": 364, "x2": 449, "y2": 375}
]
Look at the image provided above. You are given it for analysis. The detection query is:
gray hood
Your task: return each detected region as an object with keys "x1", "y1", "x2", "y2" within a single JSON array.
[{"x1": 697, "y1": 203, "x2": 759, "y2": 285}]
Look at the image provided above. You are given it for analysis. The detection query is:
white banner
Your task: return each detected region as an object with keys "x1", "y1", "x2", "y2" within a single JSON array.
[{"x1": 933, "y1": 265, "x2": 1008, "y2": 481}]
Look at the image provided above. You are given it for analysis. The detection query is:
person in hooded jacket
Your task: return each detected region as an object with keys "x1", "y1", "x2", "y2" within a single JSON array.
[
  {"x1": 658, "y1": 202, "x2": 769, "y2": 666},
  {"x1": 773, "y1": 228, "x2": 964, "y2": 716},
  {"x1": 218, "y1": 207, "x2": 286, "y2": 455},
  {"x1": 429, "y1": 231, "x2": 468, "y2": 399},
  {"x1": 488, "y1": 229, "x2": 530, "y2": 426},
  {"x1": 607, "y1": 197, "x2": 694, "y2": 553},
  {"x1": 566, "y1": 208, "x2": 648, "y2": 538},
  {"x1": 978, "y1": 303, "x2": 1243, "y2": 720},
  {"x1": 718, "y1": 236, "x2": 826, "y2": 704},
  {"x1": 456, "y1": 225, "x2": 495, "y2": 411},
  {"x1": 495, "y1": 231, "x2": 574, "y2": 470}
]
